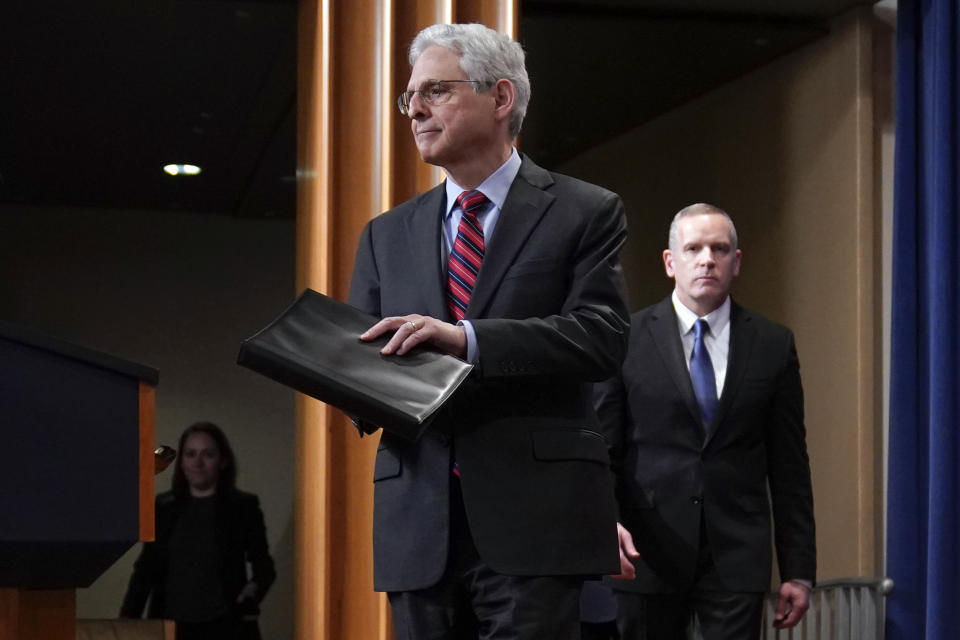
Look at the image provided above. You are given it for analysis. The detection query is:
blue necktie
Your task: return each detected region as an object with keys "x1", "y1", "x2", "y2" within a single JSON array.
[{"x1": 690, "y1": 318, "x2": 718, "y2": 429}]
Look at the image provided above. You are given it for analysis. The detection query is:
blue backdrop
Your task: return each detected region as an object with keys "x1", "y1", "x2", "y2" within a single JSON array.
[{"x1": 887, "y1": 0, "x2": 959, "y2": 638}]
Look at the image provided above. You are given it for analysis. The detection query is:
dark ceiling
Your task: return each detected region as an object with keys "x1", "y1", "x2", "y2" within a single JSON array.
[
  {"x1": 0, "y1": 0, "x2": 297, "y2": 218},
  {"x1": 0, "y1": 0, "x2": 874, "y2": 219}
]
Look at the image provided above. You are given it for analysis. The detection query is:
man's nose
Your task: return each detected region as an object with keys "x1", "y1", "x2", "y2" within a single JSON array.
[{"x1": 407, "y1": 92, "x2": 428, "y2": 119}]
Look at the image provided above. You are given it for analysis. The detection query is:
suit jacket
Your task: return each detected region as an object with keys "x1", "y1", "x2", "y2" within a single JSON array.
[
  {"x1": 120, "y1": 489, "x2": 276, "y2": 620},
  {"x1": 596, "y1": 296, "x2": 815, "y2": 593},
  {"x1": 348, "y1": 155, "x2": 630, "y2": 592}
]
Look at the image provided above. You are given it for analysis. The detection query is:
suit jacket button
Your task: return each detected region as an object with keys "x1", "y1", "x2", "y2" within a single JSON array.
[{"x1": 690, "y1": 496, "x2": 702, "y2": 505}]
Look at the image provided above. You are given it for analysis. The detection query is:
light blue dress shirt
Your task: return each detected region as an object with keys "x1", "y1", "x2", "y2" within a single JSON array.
[{"x1": 442, "y1": 148, "x2": 522, "y2": 364}]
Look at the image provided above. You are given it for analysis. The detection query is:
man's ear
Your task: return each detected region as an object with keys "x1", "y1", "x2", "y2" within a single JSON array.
[
  {"x1": 492, "y1": 79, "x2": 516, "y2": 120},
  {"x1": 663, "y1": 249, "x2": 675, "y2": 278}
]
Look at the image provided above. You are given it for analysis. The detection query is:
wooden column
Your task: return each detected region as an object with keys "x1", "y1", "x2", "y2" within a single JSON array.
[
  {"x1": 139, "y1": 383, "x2": 156, "y2": 541},
  {"x1": 456, "y1": 0, "x2": 518, "y2": 36},
  {"x1": 294, "y1": 3, "x2": 516, "y2": 639}
]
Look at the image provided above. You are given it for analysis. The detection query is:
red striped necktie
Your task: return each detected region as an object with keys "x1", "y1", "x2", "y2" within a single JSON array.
[{"x1": 446, "y1": 190, "x2": 488, "y2": 322}]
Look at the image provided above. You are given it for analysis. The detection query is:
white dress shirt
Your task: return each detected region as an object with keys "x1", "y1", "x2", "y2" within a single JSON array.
[{"x1": 671, "y1": 290, "x2": 731, "y2": 398}]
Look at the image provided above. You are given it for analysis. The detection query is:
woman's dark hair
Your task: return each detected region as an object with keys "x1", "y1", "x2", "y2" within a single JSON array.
[{"x1": 171, "y1": 421, "x2": 237, "y2": 497}]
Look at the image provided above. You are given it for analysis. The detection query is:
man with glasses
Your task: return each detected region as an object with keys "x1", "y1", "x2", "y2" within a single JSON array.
[{"x1": 348, "y1": 22, "x2": 630, "y2": 639}]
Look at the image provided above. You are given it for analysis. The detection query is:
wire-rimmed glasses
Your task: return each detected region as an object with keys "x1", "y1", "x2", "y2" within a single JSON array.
[{"x1": 397, "y1": 80, "x2": 485, "y2": 115}]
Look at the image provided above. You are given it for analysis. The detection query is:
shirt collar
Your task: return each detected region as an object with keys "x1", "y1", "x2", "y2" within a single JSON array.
[
  {"x1": 671, "y1": 290, "x2": 731, "y2": 336},
  {"x1": 444, "y1": 147, "x2": 521, "y2": 217}
]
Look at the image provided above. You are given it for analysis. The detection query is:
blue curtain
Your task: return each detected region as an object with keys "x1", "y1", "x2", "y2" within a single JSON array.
[{"x1": 887, "y1": 0, "x2": 959, "y2": 638}]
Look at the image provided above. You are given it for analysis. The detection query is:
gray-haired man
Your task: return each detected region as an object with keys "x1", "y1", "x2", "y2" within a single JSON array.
[{"x1": 348, "y1": 22, "x2": 631, "y2": 639}]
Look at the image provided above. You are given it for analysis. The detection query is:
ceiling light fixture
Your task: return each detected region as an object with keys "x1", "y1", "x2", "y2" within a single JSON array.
[{"x1": 163, "y1": 164, "x2": 202, "y2": 176}]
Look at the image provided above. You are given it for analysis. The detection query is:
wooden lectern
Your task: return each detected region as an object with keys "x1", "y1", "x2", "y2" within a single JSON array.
[{"x1": 0, "y1": 323, "x2": 158, "y2": 640}]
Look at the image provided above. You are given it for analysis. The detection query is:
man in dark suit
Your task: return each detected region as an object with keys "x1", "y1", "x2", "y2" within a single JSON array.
[
  {"x1": 597, "y1": 203, "x2": 816, "y2": 639},
  {"x1": 347, "y1": 23, "x2": 630, "y2": 639}
]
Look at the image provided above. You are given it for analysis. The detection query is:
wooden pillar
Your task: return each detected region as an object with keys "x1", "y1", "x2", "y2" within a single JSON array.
[
  {"x1": 456, "y1": 0, "x2": 518, "y2": 36},
  {"x1": 294, "y1": 3, "x2": 516, "y2": 639},
  {"x1": 139, "y1": 383, "x2": 156, "y2": 541}
]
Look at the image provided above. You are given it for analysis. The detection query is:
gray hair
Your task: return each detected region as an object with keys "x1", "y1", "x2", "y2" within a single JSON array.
[
  {"x1": 668, "y1": 203, "x2": 739, "y2": 251},
  {"x1": 409, "y1": 23, "x2": 530, "y2": 139}
]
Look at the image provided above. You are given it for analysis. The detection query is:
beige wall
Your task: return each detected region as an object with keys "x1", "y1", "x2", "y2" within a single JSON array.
[{"x1": 559, "y1": 8, "x2": 884, "y2": 580}]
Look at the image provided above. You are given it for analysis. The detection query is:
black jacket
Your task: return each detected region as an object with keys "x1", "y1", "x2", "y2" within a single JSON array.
[
  {"x1": 120, "y1": 489, "x2": 276, "y2": 619},
  {"x1": 597, "y1": 298, "x2": 816, "y2": 593}
]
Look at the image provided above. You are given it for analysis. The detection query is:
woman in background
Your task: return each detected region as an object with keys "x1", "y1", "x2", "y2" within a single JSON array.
[{"x1": 121, "y1": 421, "x2": 276, "y2": 640}]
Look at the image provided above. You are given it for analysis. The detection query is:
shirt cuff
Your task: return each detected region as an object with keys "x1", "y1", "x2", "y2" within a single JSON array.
[
  {"x1": 461, "y1": 320, "x2": 478, "y2": 364},
  {"x1": 789, "y1": 579, "x2": 813, "y2": 590}
]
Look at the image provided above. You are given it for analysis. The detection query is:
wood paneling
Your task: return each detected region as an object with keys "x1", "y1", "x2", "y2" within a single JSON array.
[
  {"x1": 0, "y1": 589, "x2": 75, "y2": 640},
  {"x1": 138, "y1": 383, "x2": 156, "y2": 542},
  {"x1": 456, "y1": 0, "x2": 517, "y2": 36}
]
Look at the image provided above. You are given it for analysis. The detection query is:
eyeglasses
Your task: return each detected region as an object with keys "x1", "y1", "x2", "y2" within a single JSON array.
[{"x1": 397, "y1": 80, "x2": 485, "y2": 115}]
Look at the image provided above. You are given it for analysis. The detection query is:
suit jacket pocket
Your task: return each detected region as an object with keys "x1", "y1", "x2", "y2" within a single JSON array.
[
  {"x1": 503, "y1": 258, "x2": 561, "y2": 280},
  {"x1": 373, "y1": 446, "x2": 401, "y2": 481},
  {"x1": 532, "y1": 429, "x2": 610, "y2": 465},
  {"x1": 736, "y1": 374, "x2": 778, "y2": 401}
]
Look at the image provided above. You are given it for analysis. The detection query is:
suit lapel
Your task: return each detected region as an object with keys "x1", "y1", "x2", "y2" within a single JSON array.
[
  {"x1": 649, "y1": 297, "x2": 702, "y2": 429},
  {"x1": 466, "y1": 156, "x2": 553, "y2": 319},
  {"x1": 704, "y1": 301, "x2": 756, "y2": 446},
  {"x1": 405, "y1": 184, "x2": 449, "y2": 320}
]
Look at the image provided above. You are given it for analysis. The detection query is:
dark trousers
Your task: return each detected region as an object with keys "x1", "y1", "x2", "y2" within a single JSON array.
[
  {"x1": 388, "y1": 477, "x2": 583, "y2": 640},
  {"x1": 174, "y1": 615, "x2": 242, "y2": 640},
  {"x1": 614, "y1": 590, "x2": 762, "y2": 640},
  {"x1": 581, "y1": 621, "x2": 619, "y2": 640},
  {"x1": 613, "y1": 523, "x2": 763, "y2": 640}
]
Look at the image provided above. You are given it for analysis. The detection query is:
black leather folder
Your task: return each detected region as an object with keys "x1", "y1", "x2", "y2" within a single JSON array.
[{"x1": 237, "y1": 289, "x2": 473, "y2": 441}]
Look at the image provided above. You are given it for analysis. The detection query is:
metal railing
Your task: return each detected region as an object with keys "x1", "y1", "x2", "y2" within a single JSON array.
[{"x1": 760, "y1": 577, "x2": 894, "y2": 640}]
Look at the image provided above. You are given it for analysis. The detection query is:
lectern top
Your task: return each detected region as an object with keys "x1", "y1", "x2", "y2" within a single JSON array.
[{"x1": 0, "y1": 320, "x2": 159, "y2": 385}]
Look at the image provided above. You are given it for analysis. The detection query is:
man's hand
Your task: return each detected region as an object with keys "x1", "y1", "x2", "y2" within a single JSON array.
[
  {"x1": 361, "y1": 315, "x2": 467, "y2": 359},
  {"x1": 610, "y1": 522, "x2": 640, "y2": 580},
  {"x1": 773, "y1": 580, "x2": 811, "y2": 628}
]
